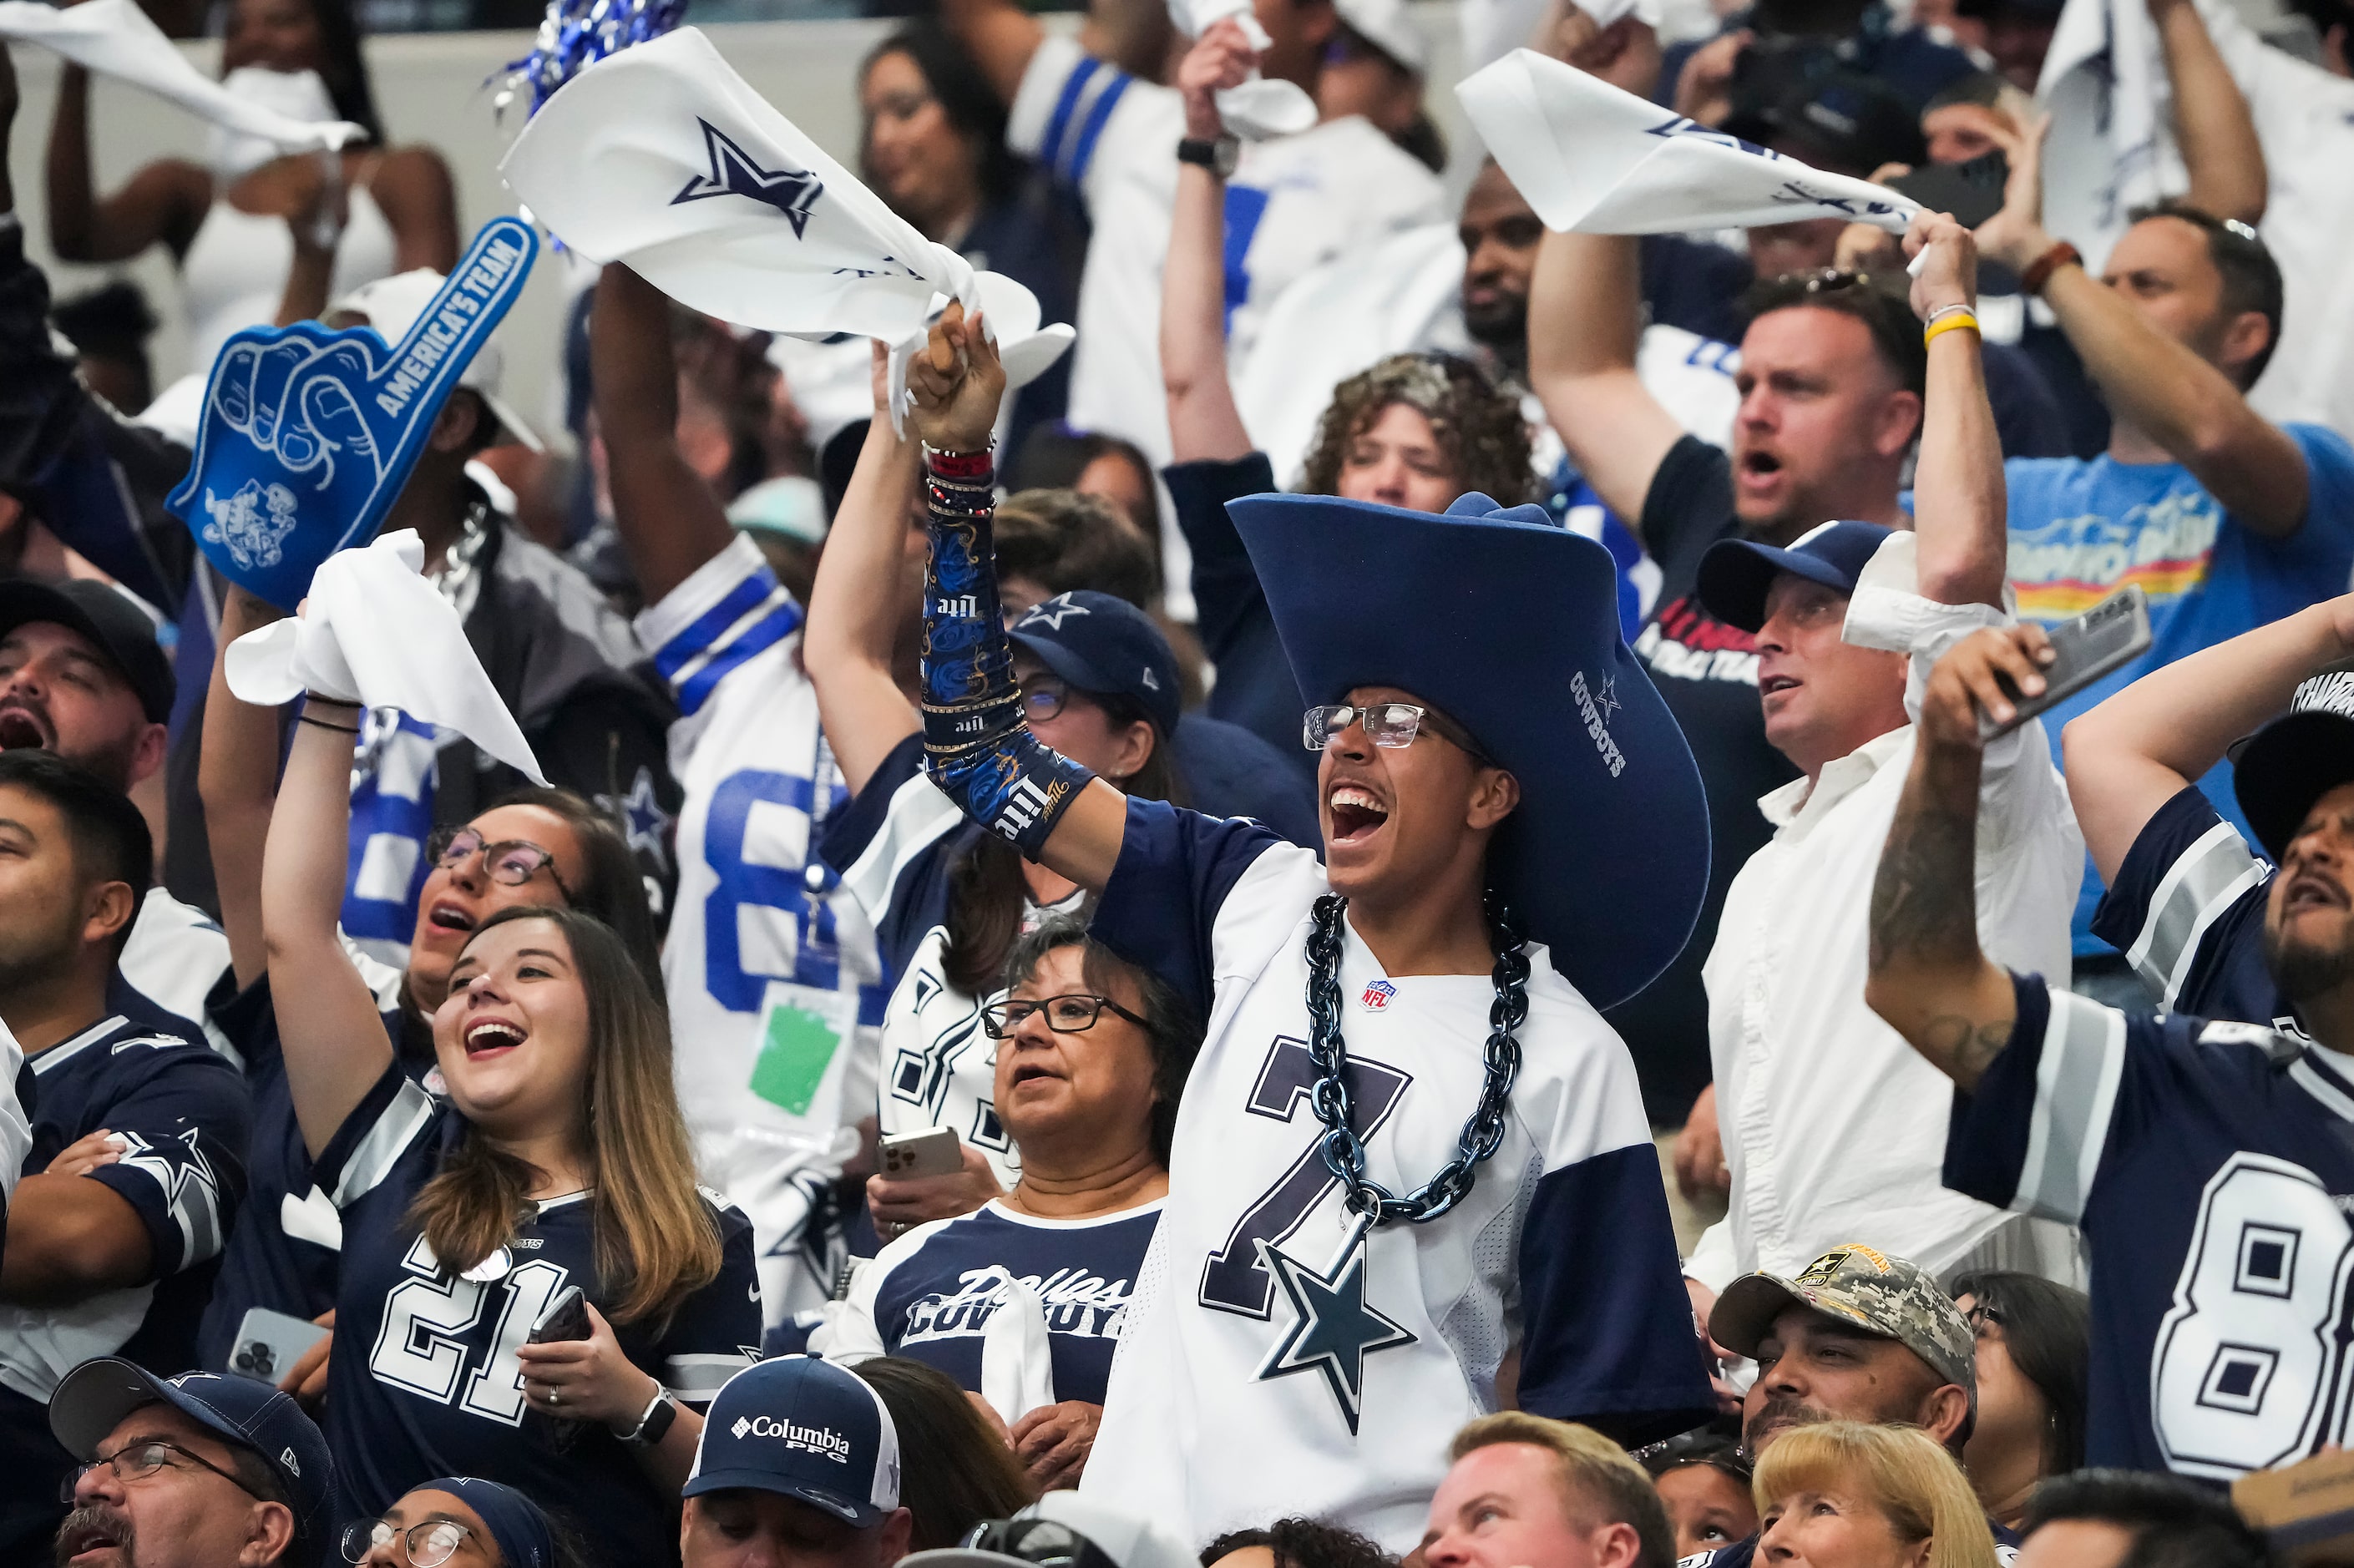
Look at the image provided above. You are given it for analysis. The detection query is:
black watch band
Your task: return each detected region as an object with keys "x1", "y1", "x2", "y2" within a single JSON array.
[{"x1": 1177, "y1": 134, "x2": 1239, "y2": 179}]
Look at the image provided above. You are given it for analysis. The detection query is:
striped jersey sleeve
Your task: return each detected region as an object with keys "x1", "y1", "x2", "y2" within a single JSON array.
[
  {"x1": 314, "y1": 1065, "x2": 442, "y2": 1211},
  {"x1": 633, "y1": 534, "x2": 805, "y2": 722},
  {"x1": 1007, "y1": 33, "x2": 1177, "y2": 208},
  {"x1": 2089, "y1": 786, "x2": 2273, "y2": 1013},
  {"x1": 1943, "y1": 976, "x2": 2131, "y2": 1227},
  {"x1": 823, "y1": 732, "x2": 969, "y2": 984}
]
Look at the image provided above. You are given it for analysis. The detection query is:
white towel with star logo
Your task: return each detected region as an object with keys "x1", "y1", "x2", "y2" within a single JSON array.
[
  {"x1": 499, "y1": 26, "x2": 1070, "y2": 431},
  {"x1": 1457, "y1": 48, "x2": 1917, "y2": 235}
]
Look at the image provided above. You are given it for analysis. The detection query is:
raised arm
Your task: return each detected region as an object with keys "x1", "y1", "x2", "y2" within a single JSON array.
[
  {"x1": 936, "y1": 0, "x2": 1046, "y2": 106},
  {"x1": 803, "y1": 349, "x2": 923, "y2": 797},
  {"x1": 591, "y1": 262, "x2": 738, "y2": 608},
  {"x1": 1904, "y1": 215, "x2": 2007, "y2": 609},
  {"x1": 42, "y1": 64, "x2": 206, "y2": 264},
  {"x1": 369, "y1": 145, "x2": 462, "y2": 274},
  {"x1": 261, "y1": 698, "x2": 399, "y2": 1158},
  {"x1": 2064, "y1": 594, "x2": 2354, "y2": 881},
  {"x1": 2149, "y1": 0, "x2": 2266, "y2": 226},
  {"x1": 1977, "y1": 121, "x2": 2306, "y2": 536},
  {"x1": 908, "y1": 304, "x2": 1130, "y2": 892},
  {"x1": 1162, "y1": 23, "x2": 1255, "y2": 464},
  {"x1": 198, "y1": 588, "x2": 287, "y2": 989},
  {"x1": 1526, "y1": 227, "x2": 1684, "y2": 529},
  {"x1": 1866, "y1": 628, "x2": 2058, "y2": 1092}
]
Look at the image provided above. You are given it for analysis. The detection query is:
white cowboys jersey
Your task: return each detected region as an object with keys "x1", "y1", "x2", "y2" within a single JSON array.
[
  {"x1": 1079, "y1": 803, "x2": 1712, "y2": 1549},
  {"x1": 635, "y1": 536, "x2": 886, "y2": 1322}
]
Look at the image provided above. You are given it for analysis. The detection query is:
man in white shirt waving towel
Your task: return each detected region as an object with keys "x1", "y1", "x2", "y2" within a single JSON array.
[{"x1": 897, "y1": 302, "x2": 1715, "y2": 1550}]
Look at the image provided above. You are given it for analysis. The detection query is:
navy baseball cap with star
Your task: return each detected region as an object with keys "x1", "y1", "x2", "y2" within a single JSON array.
[
  {"x1": 50, "y1": 1358, "x2": 336, "y2": 1564},
  {"x1": 1008, "y1": 590, "x2": 1182, "y2": 739},
  {"x1": 1695, "y1": 520, "x2": 1896, "y2": 633},
  {"x1": 686, "y1": 1356, "x2": 902, "y2": 1527}
]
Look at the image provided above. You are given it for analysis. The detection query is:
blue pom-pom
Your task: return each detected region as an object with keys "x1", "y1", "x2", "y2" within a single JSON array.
[{"x1": 499, "y1": 0, "x2": 688, "y2": 118}]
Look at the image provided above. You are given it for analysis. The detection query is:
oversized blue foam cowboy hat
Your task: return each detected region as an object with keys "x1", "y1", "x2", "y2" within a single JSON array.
[{"x1": 1227, "y1": 490, "x2": 1710, "y2": 1009}]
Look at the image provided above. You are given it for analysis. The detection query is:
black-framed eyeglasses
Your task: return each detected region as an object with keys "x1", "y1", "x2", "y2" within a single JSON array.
[
  {"x1": 1018, "y1": 674, "x2": 1074, "y2": 726},
  {"x1": 1302, "y1": 701, "x2": 1491, "y2": 761},
  {"x1": 426, "y1": 826, "x2": 575, "y2": 901},
  {"x1": 981, "y1": 993, "x2": 1151, "y2": 1039},
  {"x1": 1962, "y1": 1302, "x2": 2007, "y2": 1335},
  {"x1": 959, "y1": 1517, "x2": 1124, "y2": 1568},
  {"x1": 61, "y1": 1440, "x2": 261, "y2": 1504},
  {"x1": 341, "y1": 1516, "x2": 476, "y2": 1567}
]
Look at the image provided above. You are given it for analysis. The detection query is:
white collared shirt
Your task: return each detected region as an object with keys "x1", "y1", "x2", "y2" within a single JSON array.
[{"x1": 1686, "y1": 554, "x2": 2086, "y2": 1292}]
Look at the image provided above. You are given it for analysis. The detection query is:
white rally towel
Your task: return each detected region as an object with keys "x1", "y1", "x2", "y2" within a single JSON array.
[
  {"x1": 0, "y1": 0, "x2": 361, "y2": 153},
  {"x1": 1168, "y1": 0, "x2": 1318, "y2": 139},
  {"x1": 1458, "y1": 48, "x2": 1918, "y2": 235},
  {"x1": 979, "y1": 1277, "x2": 1058, "y2": 1427},
  {"x1": 2035, "y1": 0, "x2": 2180, "y2": 271},
  {"x1": 499, "y1": 27, "x2": 1071, "y2": 431},
  {"x1": 225, "y1": 529, "x2": 545, "y2": 784}
]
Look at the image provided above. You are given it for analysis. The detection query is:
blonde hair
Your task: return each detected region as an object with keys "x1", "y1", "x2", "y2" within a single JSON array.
[
  {"x1": 1754, "y1": 1423, "x2": 1994, "y2": 1568},
  {"x1": 1450, "y1": 1413, "x2": 1674, "y2": 1568}
]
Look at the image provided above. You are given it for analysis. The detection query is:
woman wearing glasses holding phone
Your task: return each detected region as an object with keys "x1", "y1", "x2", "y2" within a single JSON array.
[
  {"x1": 804, "y1": 352, "x2": 1189, "y2": 1246},
  {"x1": 818, "y1": 916, "x2": 1192, "y2": 1492},
  {"x1": 190, "y1": 584, "x2": 663, "y2": 1386}
]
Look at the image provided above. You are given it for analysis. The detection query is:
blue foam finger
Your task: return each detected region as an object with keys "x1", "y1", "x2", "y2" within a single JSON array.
[{"x1": 167, "y1": 216, "x2": 540, "y2": 610}]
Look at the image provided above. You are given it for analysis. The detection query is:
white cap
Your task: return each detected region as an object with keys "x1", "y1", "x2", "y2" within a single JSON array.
[
  {"x1": 331, "y1": 269, "x2": 544, "y2": 452},
  {"x1": 1336, "y1": 0, "x2": 1430, "y2": 72}
]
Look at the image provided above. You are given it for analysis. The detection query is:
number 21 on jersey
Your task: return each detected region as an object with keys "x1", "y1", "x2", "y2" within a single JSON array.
[{"x1": 371, "y1": 1235, "x2": 570, "y2": 1426}]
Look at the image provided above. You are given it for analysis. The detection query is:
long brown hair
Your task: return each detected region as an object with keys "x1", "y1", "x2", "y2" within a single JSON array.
[
  {"x1": 850, "y1": 1358, "x2": 1034, "y2": 1549},
  {"x1": 407, "y1": 905, "x2": 721, "y2": 1327}
]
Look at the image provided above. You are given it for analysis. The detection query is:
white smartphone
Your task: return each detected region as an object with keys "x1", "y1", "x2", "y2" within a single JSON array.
[
  {"x1": 878, "y1": 1125, "x2": 964, "y2": 1179},
  {"x1": 227, "y1": 1308, "x2": 330, "y2": 1384}
]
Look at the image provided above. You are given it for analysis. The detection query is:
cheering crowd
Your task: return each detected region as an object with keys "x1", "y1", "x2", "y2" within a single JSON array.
[{"x1": 3, "y1": 0, "x2": 2354, "y2": 1560}]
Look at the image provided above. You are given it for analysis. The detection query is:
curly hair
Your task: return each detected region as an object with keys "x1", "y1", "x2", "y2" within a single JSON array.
[{"x1": 1298, "y1": 352, "x2": 1533, "y2": 507}]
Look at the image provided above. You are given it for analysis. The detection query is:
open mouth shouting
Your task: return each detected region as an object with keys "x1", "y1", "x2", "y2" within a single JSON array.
[
  {"x1": 463, "y1": 1018, "x2": 527, "y2": 1060},
  {"x1": 58, "y1": 1507, "x2": 132, "y2": 1565},
  {"x1": 1735, "y1": 448, "x2": 1784, "y2": 497},
  {"x1": 2282, "y1": 868, "x2": 2351, "y2": 918},
  {"x1": 1328, "y1": 783, "x2": 1391, "y2": 844},
  {"x1": 425, "y1": 899, "x2": 478, "y2": 937},
  {"x1": 0, "y1": 701, "x2": 53, "y2": 751}
]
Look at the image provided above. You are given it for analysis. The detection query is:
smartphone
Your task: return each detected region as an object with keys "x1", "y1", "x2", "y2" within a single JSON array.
[
  {"x1": 528, "y1": 1284, "x2": 591, "y2": 1345},
  {"x1": 1979, "y1": 584, "x2": 2154, "y2": 741},
  {"x1": 1889, "y1": 150, "x2": 2011, "y2": 231},
  {"x1": 878, "y1": 1125, "x2": 964, "y2": 1179},
  {"x1": 228, "y1": 1308, "x2": 330, "y2": 1384}
]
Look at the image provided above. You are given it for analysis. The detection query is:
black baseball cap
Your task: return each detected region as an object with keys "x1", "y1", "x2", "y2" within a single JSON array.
[
  {"x1": 1724, "y1": 64, "x2": 1928, "y2": 177},
  {"x1": 0, "y1": 579, "x2": 175, "y2": 722},
  {"x1": 685, "y1": 1357, "x2": 902, "y2": 1528},
  {"x1": 1007, "y1": 590, "x2": 1182, "y2": 738},
  {"x1": 2234, "y1": 668, "x2": 2354, "y2": 862},
  {"x1": 1696, "y1": 520, "x2": 1895, "y2": 633},
  {"x1": 50, "y1": 1359, "x2": 336, "y2": 1565}
]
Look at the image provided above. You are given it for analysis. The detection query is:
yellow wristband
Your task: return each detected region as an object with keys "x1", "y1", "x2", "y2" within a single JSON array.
[{"x1": 1923, "y1": 311, "x2": 1982, "y2": 347}]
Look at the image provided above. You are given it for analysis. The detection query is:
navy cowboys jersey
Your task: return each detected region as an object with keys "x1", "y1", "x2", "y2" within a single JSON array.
[
  {"x1": 316, "y1": 1063, "x2": 762, "y2": 1565},
  {"x1": 1946, "y1": 972, "x2": 2354, "y2": 1477},
  {"x1": 2091, "y1": 785, "x2": 2284, "y2": 1026},
  {"x1": 195, "y1": 955, "x2": 413, "y2": 1371},
  {"x1": 0, "y1": 1014, "x2": 248, "y2": 1523},
  {"x1": 1076, "y1": 800, "x2": 1712, "y2": 1547},
  {"x1": 829, "y1": 1198, "x2": 1162, "y2": 1407}
]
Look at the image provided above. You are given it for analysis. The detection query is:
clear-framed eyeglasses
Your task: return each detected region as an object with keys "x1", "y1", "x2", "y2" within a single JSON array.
[
  {"x1": 341, "y1": 1516, "x2": 476, "y2": 1567},
  {"x1": 1301, "y1": 701, "x2": 1491, "y2": 761}
]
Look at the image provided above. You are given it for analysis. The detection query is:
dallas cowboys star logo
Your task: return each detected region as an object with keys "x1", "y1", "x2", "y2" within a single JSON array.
[
  {"x1": 1596, "y1": 675, "x2": 1621, "y2": 721},
  {"x1": 1254, "y1": 1232, "x2": 1415, "y2": 1434},
  {"x1": 671, "y1": 119, "x2": 824, "y2": 239},
  {"x1": 1019, "y1": 593, "x2": 1091, "y2": 632},
  {"x1": 598, "y1": 766, "x2": 674, "y2": 876}
]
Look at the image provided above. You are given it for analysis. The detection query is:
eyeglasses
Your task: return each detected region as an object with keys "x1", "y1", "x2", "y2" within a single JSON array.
[
  {"x1": 341, "y1": 1517, "x2": 475, "y2": 1566},
  {"x1": 1302, "y1": 701, "x2": 1491, "y2": 761},
  {"x1": 426, "y1": 826, "x2": 575, "y2": 900},
  {"x1": 1789, "y1": 267, "x2": 1876, "y2": 294},
  {"x1": 959, "y1": 1517, "x2": 1124, "y2": 1568},
  {"x1": 981, "y1": 993, "x2": 1151, "y2": 1039},
  {"x1": 61, "y1": 1440, "x2": 261, "y2": 1503},
  {"x1": 1019, "y1": 674, "x2": 1074, "y2": 725}
]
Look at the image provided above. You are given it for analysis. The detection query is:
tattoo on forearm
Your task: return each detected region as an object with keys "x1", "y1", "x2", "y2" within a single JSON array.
[
  {"x1": 1868, "y1": 770, "x2": 1980, "y2": 976},
  {"x1": 1921, "y1": 1014, "x2": 2017, "y2": 1083}
]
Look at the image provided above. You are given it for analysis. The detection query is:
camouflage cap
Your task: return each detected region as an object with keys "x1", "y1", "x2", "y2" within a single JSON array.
[{"x1": 1709, "y1": 1245, "x2": 1976, "y2": 1401}]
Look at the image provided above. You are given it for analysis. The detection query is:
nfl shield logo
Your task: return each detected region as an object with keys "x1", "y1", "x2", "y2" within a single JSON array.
[{"x1": 1359, "y1": 979, "x2": 1397, "y2": 1012}]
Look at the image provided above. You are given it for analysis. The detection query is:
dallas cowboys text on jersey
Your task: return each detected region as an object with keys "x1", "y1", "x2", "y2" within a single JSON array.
[
  {"x1": 837, "y1": 1198, "x2": 1162, "y2": 1406},
  {"x1": 1946, "y1": 973, "x2": 2354, "y2": 1478},
  {"x1": 635, "y1": 536, "x2": 885, "y2": 1322},
  {"x1": 1074, "y1": 802, "x2": 1712, "y2": 1549},
  {"x1": 316, "y1": 1063, "x2": 761, "y2": 1567},
  {"x1": 0, "y1": 1015, "x2": 249, "y2": 1551}
]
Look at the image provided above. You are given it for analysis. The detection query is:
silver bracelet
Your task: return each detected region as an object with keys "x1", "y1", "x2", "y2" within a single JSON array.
[{"x1": 1923, "y1": 301, "x2": 1976, "y2": 325}]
